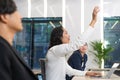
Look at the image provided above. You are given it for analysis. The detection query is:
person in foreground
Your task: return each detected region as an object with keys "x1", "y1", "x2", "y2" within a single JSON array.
[
  {"x1": 66, "y1": 43, "x2": 88, "y2": 80},
  {"x1": 0, "y1": 0, "x2": 38, "y2": 80},
  {"x1": 46, "y1": 6, "x2": 101, "y2": 80}
]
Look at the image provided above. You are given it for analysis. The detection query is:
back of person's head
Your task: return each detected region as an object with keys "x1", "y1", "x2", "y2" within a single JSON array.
[
  {"x1": 49, "y1": 26, "x2": 63, "y2": 49},
  {"x1": 0, "y1": 0, "x2": 17, "y2": 15}
]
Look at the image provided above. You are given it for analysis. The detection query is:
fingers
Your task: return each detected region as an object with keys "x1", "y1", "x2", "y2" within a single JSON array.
[
  {"x1": 93, "y1": 72, "x2": 102, "y2": 77},
  {"x1": 94, "y1": 6, "x2": 100, "y2": 13},
  {"x1": 93, "y1": 6, "x2": 100, "y2": 15},
  {"x1": 92, "y1": 6, "x2": 100, "y2": 21},
  {"x1": 89, "y1": 6, "x2": 100, "y2": 27},
  {"x1": 86, "y1": 71, "x2": 102, "y2": 77}
]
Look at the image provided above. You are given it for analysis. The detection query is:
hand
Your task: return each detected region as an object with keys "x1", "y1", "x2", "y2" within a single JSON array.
[
  {"x1": 86, "y1": 71, "x2": 101, "y2": 77},
  {"x1": 89, "y1": 6, "x2": 100, "y2": 27},
  {"x1": 92, "y1": 6, "x2": 100, "y2": 22}
]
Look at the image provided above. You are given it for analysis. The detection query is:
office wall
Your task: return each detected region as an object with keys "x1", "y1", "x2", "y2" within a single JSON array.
[
  {"x1": 15, "y1": 0, "x2": 101, "y2": 40},
  {"x1": 15, "y1": 0, "x2": 120, "y2": 68}
]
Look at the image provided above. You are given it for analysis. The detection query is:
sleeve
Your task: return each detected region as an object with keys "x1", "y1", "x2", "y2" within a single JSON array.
[
  {"x1": 68, "y1": 52, "x2": 82, "y2": 70},
  {"x1": 50, "y1": 27, "x2": 94, "y2": 57},
  {"x1": 77, "y1": 26, "x2": 94, "y2": 42},
  {"x1": 0, "y1": 43, "x2": 12, "y2": 80},
  {"x1": 65, "y1": 60, "x2": 87, "y2": 77}
]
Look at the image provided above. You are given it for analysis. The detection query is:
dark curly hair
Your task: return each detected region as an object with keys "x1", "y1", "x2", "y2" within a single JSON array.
[
  {"x1": 49, "y1": 26, "x2": 63, "y2": 49},
  {"x1": 0, "y1": 0, "x2": 17, "y2": 14}
]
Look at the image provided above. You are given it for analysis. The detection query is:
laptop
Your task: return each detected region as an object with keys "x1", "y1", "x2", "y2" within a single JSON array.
[
  {"x1": 114, "y1": 63, "x2": 120, "y2": 76},
  {"x1": 91, "y1": 63, "x2": 119, "y2": 79}
]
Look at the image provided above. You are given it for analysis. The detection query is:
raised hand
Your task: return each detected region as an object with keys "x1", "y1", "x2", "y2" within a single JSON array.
[
  {"x1": 89, "y1": 6, "x2": 100, "y2": 27},
  {"x1": 92, "y1": 6, "x2": 100, "y2": 22}
]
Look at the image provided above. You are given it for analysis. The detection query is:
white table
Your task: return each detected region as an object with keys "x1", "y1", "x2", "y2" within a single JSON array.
[{"x1": 72, "y1": 72, "x2": 120, "y2": 80}]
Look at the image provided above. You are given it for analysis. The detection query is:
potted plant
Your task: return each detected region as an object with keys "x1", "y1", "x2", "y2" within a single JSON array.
[{"x1": 90, "y1": 40, "x2": 113, "y2": 68}]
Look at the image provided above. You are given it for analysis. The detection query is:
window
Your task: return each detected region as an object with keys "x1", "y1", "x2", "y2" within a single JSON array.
[
  {"x1": 13, "y1": 17, "x2": 62, "y2": 69},
  {"x1": 104, "y1": 16, "x2": 120, "y2": 68}
]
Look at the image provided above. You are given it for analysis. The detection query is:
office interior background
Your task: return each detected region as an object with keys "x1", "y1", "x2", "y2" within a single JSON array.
[{"x1": 13, "y1": 0, "x2": 120, "y2": 69}]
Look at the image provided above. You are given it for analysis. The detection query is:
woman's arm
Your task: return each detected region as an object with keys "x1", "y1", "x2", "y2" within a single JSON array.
[
  {"x1": 66, "y1": 61, "x2": 101, "y2": 77},
  {"x1": 50, "y1": 6, "x2": 100, "y2": 57},
  {"x1": 65, "y1": 60, "x2": 87, "y2": 76},
  {"x1": 76, "y1": 6, "x2": 100, "y2": 43}
]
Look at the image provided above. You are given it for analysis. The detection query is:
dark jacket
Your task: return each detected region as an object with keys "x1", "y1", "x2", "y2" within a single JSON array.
[
  {"x1": 0, "y1": 36, "x2": 38, "y2": 80},
  {"x1": 66, "y1": 50, "x2": 88, "y2": 80}
]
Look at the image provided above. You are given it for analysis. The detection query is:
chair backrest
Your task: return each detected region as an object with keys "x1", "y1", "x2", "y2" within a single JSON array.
[{"x1": 39, "y1": 58, "x2": 46, "y2": 80}]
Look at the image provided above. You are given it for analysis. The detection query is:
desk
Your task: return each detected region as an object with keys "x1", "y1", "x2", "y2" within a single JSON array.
[
  {"x1": 72, "y1": 74, "x2": 120, "y2": 80},
  {"x1": 88, "y1": 68, "x2": 120, "y2": 71}
]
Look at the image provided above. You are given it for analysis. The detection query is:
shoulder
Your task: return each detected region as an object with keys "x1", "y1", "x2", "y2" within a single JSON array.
[
  {"x1": 70, "y1": 50, "x2": 80, "y2": 58},
  {"x1": 73, "y1": 50, "x2": 80, "y2": 54},
  {"x1": 49, "y1": 44, "x2": 67, "y2": 51},
  {"x1": 0, "y1": 40, "x2": 12, "y2": 57}
]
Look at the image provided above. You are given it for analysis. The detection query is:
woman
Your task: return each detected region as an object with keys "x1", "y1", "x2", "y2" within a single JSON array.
[{"x1": 46, "y1": 7, "x2": 100, "y2": 80}]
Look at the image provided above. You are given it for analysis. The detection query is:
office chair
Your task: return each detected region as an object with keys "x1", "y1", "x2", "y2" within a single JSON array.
[{"x1": 39, "y1": 58, "x2": 46, "y2": 80}]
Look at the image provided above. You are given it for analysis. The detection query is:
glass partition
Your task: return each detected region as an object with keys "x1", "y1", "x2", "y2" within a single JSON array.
[
  {"x1": 13, "y1": 17, "x2": 62, "y2": 69},
  {"x1": 104, "y1": 16, "x2": 120, "y2": 68}
]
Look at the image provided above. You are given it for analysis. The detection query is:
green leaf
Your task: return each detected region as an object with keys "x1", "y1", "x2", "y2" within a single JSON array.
[{"x1": 90, "y1": 40, "x2": 114, "y2": 67}]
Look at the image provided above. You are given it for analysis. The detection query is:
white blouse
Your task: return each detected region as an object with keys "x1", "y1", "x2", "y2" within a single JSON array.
[{"x1": 46, "y1": 27, "x2": 94, "y2": 80}]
